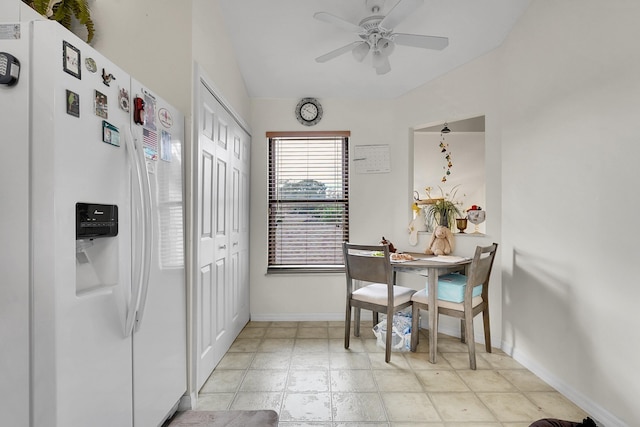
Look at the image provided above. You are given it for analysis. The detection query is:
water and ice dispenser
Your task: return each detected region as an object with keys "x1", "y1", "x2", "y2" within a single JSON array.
[{"x1": 75, "y1": 203, "x2": 119, "y2": 295}]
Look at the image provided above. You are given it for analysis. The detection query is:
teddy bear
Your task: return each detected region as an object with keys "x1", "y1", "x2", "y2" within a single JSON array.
[{"x1": 425, "y1": 225, "x2": 454, "y2": 256}]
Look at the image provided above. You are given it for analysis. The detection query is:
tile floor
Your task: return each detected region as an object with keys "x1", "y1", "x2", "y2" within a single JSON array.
[{"x1": 195, "y1": 320, "x2": 589, "y2": 426}]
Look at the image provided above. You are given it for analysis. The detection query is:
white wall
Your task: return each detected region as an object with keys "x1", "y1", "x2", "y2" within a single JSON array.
[
  {"x1": 249, "y1": 98, "x2": 401, "y2": 319},
  {"x1": 499, "y1": 1, "x2": 640, "y2": 425},
  {"x1": 89, "y1": 0, "x2": 251, "y2": 130},
  {"x1": 191, "y1": 0, "x2": 251, "y2": 121},
  {"x1": 89, "y1": 0, "x2": 191, "y2": 116}
]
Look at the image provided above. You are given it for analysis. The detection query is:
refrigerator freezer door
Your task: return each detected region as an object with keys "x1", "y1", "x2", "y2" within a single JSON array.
[
  {"x1": 130, "y1": 80, "x2": 187, "y2": 426},
  {"x1": 30, "y1": 22, "x2": 134, "y2": 427},
  {"x1": 0, "y1": 22, "x2": 31, "y2": 427}
]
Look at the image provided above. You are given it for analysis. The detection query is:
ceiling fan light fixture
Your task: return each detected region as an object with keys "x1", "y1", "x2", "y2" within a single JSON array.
[
  {"x1": 372, "y1": 50, "x2": 384, "y2": 68},
  {"x1": 352, "y1": 41, "x2": 371, "y2": 62},
  {"x1": 372, "y1": 52, "x2": 391, "y2": 74},
  {"x1": 314, "y1": 0, "x2": 449, "y2": 75},
  {"x1": 376, "y1": 62, "x2": 391, "y2": 75},
  {"x1": 378, "y1": 37, "x2": 395, "y2": 57}
]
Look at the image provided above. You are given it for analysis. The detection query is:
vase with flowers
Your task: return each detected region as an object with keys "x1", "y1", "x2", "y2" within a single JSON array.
[{"x1": 423, "y1": 185, "x2": 464, "y2": 231}]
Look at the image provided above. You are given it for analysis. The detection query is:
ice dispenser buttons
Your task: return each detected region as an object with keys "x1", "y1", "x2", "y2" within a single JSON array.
[{"x1": 76, "y1": 202, "x2": 118, "y2": 239}]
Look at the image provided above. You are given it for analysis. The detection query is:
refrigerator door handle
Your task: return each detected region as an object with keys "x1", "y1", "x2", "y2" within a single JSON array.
[
  {"x1": 124, "y1": 127, "x2": 149, "y2": 337},
  {"x1": 133, "y1": 130, "x2": 154, "y2": 333}
]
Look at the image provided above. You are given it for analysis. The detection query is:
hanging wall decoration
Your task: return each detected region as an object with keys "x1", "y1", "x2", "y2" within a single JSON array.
[{"x1": 439, "y1": 123, "x2": 453, "y2": 182}]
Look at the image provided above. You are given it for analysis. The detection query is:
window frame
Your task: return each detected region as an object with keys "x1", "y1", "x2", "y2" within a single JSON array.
[{"x1": 266, "y1": 131, "x2": 350, "y2": 274}]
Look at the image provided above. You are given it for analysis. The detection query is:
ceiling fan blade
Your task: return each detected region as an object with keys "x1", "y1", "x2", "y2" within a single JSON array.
[
  {"x1": 379, "y1": 0, "x2": 424, "y2": 31},
  {"x1": 314, "y1": 12, "x2": 363, "y2": 33},
  {"x1": 315, "y1": 41, "x2": 363, "y2": 63},
  {"x1": 393, "y1": 33, "x2": 449, "y2": 50}
]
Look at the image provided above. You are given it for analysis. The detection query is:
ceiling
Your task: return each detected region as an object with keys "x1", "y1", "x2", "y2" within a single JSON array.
[
  {"x1": 217, "y1": 0, "x2": 531, "y2": 100},
  {"x1": 417, "y1": 115, "x2": 485, "y2": 133}
]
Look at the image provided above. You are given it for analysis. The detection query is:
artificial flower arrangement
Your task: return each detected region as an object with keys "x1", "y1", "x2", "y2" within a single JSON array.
[{"x1": 423, "y1": 185, "x2": 465, "y2": 230}]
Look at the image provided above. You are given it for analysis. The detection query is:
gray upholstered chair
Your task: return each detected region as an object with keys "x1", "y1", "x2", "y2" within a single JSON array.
[
  {"x1": 411, "y1": 243, "x2": 498, "y2": 369},
  {"x1": 342, "y1": 242, "x2": 416, "y2": 363}
]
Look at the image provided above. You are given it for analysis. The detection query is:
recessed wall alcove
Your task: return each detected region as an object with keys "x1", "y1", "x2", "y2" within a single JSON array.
[{"x1": 413, "y1": 115, "x2": 486, "y2": 234}]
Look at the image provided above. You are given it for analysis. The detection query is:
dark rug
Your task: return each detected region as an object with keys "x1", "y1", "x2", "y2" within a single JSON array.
[{"x1": 166, "y1": 410, "x2": 279, "y2": 427}]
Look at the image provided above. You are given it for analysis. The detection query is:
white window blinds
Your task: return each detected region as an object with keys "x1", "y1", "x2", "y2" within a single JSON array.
[{"x1": 267, "y1": 131, "x2": 350, "y2": 272}]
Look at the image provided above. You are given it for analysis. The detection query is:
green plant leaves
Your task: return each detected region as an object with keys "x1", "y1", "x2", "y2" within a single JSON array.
[{"x1": 22, "y1": 0, "x2": 95, "y2": 43}]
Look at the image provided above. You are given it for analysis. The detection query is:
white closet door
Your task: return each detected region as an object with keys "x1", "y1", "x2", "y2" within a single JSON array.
[
  {"x1": 194, "y1": 78, "x2": 250, "y2": 391},
  {"x1": 230, "y1": 131, "x2": 250, "y2": 326},
  {"x1": 212, "y1": 105, "x2": 231, "y2": 367}
]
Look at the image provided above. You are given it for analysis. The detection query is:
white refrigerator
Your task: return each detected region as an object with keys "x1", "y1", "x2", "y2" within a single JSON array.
[{"x1": 0, "y1": 18, "x2": 187, "y2": 427}]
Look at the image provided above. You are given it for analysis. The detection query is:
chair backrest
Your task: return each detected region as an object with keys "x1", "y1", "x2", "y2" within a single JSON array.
[
  {"x1": 465, "y1": 243, "x2": 498, "y2": 301},
  {"x1": 342, "y1": 242, "x2": 394, "y2": 291}
]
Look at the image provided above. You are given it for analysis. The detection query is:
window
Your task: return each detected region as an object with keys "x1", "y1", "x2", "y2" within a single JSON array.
[{"x1": 267, "y1": 131, "x2": 350, "y2": 273}]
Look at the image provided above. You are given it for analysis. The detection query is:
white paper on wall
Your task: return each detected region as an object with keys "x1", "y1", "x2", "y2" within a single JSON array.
[{"x1": 353, "y1": 144, "x2": 391, "y2": 174}]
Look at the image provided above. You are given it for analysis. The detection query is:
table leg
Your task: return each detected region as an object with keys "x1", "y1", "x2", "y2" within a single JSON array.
[{"x1": 427, "y1": 267, "x2": 438, "y2": 364}]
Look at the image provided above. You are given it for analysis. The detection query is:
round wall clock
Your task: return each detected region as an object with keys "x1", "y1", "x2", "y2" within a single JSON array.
[{"x1": 295, "y1": 98, "x2": 323, "y2": 126}]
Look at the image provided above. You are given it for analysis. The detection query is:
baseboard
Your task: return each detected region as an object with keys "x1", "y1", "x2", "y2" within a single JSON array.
[
  {"x1": 178, "y1": 393, "x2": 195, "y2": 411},
  {"x1": 417, "y1": 315, "x2": 503, "y2": 349},
  {"x1": 501, "y1": 341, "x2": 626, "y2": 427},
  {"x1": 250, "y1": 312, "x2": 350, "y2": 322}
]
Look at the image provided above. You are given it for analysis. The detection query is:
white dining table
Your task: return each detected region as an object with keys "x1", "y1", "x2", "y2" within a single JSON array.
[{"x1": 392, "y1": 253, "x2": 472, "y2": 364}]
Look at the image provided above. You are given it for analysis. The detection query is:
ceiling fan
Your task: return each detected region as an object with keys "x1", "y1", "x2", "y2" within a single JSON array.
[{"x1": 314, "y1": 0, "x2": 449, "y2": 75}]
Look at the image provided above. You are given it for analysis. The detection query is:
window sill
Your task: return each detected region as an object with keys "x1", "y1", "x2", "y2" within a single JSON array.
[{"x1": 267, "y1": 265, "x2": 345, "y2": 275}]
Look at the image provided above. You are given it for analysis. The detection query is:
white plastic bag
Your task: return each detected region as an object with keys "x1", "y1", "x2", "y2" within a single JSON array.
[{"x1": 372, "y1": 308, "x2": 412, "y2": 352}]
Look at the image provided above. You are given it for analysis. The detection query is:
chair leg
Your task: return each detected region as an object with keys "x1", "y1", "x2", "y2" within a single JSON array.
[
  {"x1": 344, "y1": 304, "x2": 351, "y2": 349},
  {"x1": 373, "y1": 311, "x2": 379, "y2": 326},
  {"x1": 410, "y1": 305, "x2": 419, "y2": 351},
  {"x1": 354, "y1": 307, "x2": 361, "y2": 337},
  {"x1": 483, "y1": 307, "x2": 492, "y2": 353},
  {"x1": 460, "y1": 319, "x2": 466, "y2": 343},
  {"x1": 385, "y1": 309, "x2": 393, "y2": 363},
  {"x1": 464, "y1": 314, "x2": 476, "y2": 370}
]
